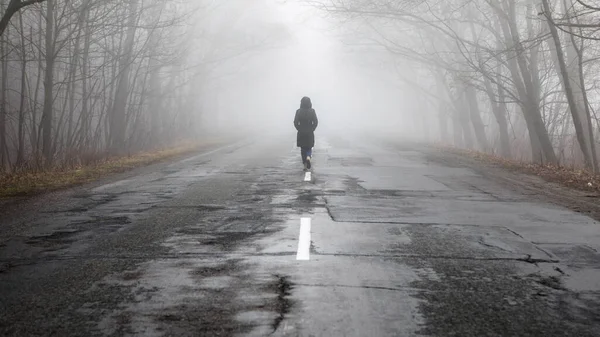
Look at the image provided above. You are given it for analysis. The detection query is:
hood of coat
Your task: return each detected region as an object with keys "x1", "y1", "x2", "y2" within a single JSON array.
[{"x1": 300, "y1": 96, "x2": 312, "y2": 109}]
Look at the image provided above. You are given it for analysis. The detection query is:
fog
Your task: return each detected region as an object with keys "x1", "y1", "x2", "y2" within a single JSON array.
[
  {"x1": 1, "y1": 0, "x2": 599, "y2": 171},
  {"x1": 194, "y1": 0, "x2": 417, "y2": 140}
]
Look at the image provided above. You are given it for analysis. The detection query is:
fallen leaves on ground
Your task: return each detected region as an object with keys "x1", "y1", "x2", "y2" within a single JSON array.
[
  {"x1": 437, "y1": 145, "x2": 600, "y2": 194},
  {"x1": 0, "y1": 141, "x2": 220, "y2": 198}
]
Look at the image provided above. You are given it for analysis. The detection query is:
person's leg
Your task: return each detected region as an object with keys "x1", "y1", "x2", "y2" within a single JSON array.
[
  {"x1": 306, "y1": 148, "x2": 312, "y2": 169},
  {"x1": 301, "y1": 148, "x2": 307, "y2": 165}
]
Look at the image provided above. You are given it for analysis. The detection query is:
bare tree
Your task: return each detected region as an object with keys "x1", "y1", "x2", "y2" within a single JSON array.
[
  {"x1": 40, "y1": 0, "x2": 53, "y2": 163},
  {"x1": 307, "y1": 0, "x2": 600, "y2": 168},
  {"x1": 542, "y1": 0, "x2": 598, "y2": 171},
  {"x1": 0, "y1": 0, "x2": 45, "y2": 36},
  {"x1": 0, "y1": 0, "x2": 291, "y2": 172}
]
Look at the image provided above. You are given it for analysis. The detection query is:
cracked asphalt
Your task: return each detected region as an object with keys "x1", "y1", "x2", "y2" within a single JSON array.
[{"x1": 1, "y1": 131, "x2": 600, "y2": 336}]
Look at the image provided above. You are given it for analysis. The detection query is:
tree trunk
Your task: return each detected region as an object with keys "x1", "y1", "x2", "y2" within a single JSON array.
[
  {"x1": 494, "y1": 2, "x2": 557, "y2": 164},
  {"x1": 41, "y1": 0, "x2": 55, "y2": 164},
  {"x1": 109, "y1": 0, "x2": 138, "y2": 155},
  {"x1": 67, "y1": 39, "x2": 79, "y2": 153},
  {"x1": 483, "y1": 73, "x2": 511, "y2": 158},
  {"x1": 542, "y1": 0, "x2": 595, "y2": 171},
  {"x1": 30, "y1": 19, "x2": 42, "y2": 156},
  {"x1": 65, "y1": 1, "x2": 89, "y2": 154},
  {"x1": 466, "y1": 17, "x2": 504, "y2": 155},
  {"x1": 465, "y1": 84, "x2": 489, "y2": 151},
  {"x1": 148, "y1": 51, "x2": 162, "y2": 147},
  {"x1": 419, "y1": 97, "x2": 430, "y2": 142},
  {"x1": 456, "y1": 94, "x2": 474, "y2": 149},
  {"x1": 562, "y1": 0, "x2": 597, "y2": 171},
  {"x1": 148, "y1": 0, "x2": 167, "y2": 147},
  {"x1": 16, "y1": 9, "x2": 27, "y2": 167},
  {"x1": 435, "y1": 74, "x2": 449, "y2": 143},
  {"x1": 0, "y1": 0, "x2": 47, "y2": 37},
  {"x1": 78, "y1": 4, "x2": 90, "y2": 151},
  {"x1": 576, "y1": 44, "x2": 598, "y2": 171},
  {"x1": 564, "y1": 0, "x2": 598, "y2": 171},
  {"x1": 438, "y1": 101, "x2": 449, "y2": 143},
  {"x1": 0, "y1": 0, "x2": 7, "y2": 170}
]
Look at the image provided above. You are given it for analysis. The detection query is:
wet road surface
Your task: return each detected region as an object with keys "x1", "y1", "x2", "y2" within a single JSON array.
[{"x1": 1, "y1": 132, "x2": 600, "y2": 336}]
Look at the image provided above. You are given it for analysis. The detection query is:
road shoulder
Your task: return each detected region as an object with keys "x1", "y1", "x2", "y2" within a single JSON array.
[{"x1": 421, "y1": 145, "x2": 600, "y2": 222}]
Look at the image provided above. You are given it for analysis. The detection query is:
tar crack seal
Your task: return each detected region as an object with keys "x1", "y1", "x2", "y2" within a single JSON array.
[{"x1": 271, "y1": 274, "x2": 294, "y2": 334}]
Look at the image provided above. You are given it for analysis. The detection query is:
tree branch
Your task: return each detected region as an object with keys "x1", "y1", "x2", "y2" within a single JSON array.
[{"x1": 0, "y1": 0, "x2": 46, "y2": 37}]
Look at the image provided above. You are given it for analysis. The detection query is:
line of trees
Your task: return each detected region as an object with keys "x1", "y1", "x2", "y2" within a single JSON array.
[
  {"x1": 310, "y1": 0, "x2": 600, "y2": 171},
  {"x1": 0, "y1": 0, "x2": 287, "y2": 172}
]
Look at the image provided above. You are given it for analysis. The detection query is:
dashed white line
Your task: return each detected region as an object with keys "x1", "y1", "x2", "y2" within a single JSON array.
[
  {"x1": 304, "y1": 171, "x2": 312, "y2": 182},
  {"x1": 296, "y1": 217, "x2": 311, "y2": 260}
]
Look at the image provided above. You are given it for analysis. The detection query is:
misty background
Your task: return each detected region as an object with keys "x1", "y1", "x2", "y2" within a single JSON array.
[{"x1": 0, "y1": 0, "x2": 599, "y2": 173}]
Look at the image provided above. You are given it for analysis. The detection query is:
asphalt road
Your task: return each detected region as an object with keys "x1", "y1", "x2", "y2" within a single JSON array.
[{"x1": 1, "y1": 131, "x2": 600, "y2": 337}]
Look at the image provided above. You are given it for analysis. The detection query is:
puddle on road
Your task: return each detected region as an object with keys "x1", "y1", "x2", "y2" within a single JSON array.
[
  {"x1": 244, "y1": 207, "x2": 432, "y2": 336},
  {"x1": 86, "y1": 171, "x2": 305, "y2": 336},
  {"x1": 93, "y1": 257, "x2": 239, "y2": 336},
  {"x1": 90, "y1": 256, "x2": 296, "y2": 337}
]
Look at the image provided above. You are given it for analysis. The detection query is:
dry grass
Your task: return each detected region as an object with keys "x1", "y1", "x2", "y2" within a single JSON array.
[
  {"x1": 438, "y1": 145, "x2": 600, "y2": 194},
  {"x1": 0, "y1": 142, "x2": 221, "y2": 198}
]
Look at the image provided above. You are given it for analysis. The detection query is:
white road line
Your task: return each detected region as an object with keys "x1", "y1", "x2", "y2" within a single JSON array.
[
  {"x1": 304, "y1": 171, "x2": 311, "y2": 182},
  {"x1": 296, "y1": 217, "x2": 311, "y2": 260}
]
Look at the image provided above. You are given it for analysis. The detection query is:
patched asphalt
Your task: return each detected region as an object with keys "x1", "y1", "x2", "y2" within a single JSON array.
[{"x1": 1, "y1": 132, "x2": 599, "y2": 336}]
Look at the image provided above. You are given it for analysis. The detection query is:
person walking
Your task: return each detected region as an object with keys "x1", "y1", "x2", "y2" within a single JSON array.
[{"x1": 294, "y1": 96, "x2": 319, "y2": 171}]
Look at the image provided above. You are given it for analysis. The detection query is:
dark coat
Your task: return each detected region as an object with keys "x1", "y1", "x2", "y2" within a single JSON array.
[{"x1": 294, "y1": 98, "x2": 318, "y2": 148}]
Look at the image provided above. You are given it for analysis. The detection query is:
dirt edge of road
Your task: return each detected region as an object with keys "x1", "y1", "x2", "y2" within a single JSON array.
[
  {"x1": 0, "y1": 139, "x2": 236, "y2": 199},
  {"x1": 423, "y1": 145, "x2": 600, "y2": 223},
  {"x1": 438, "y1": 145, "x2": 600, "y2": 193}
]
